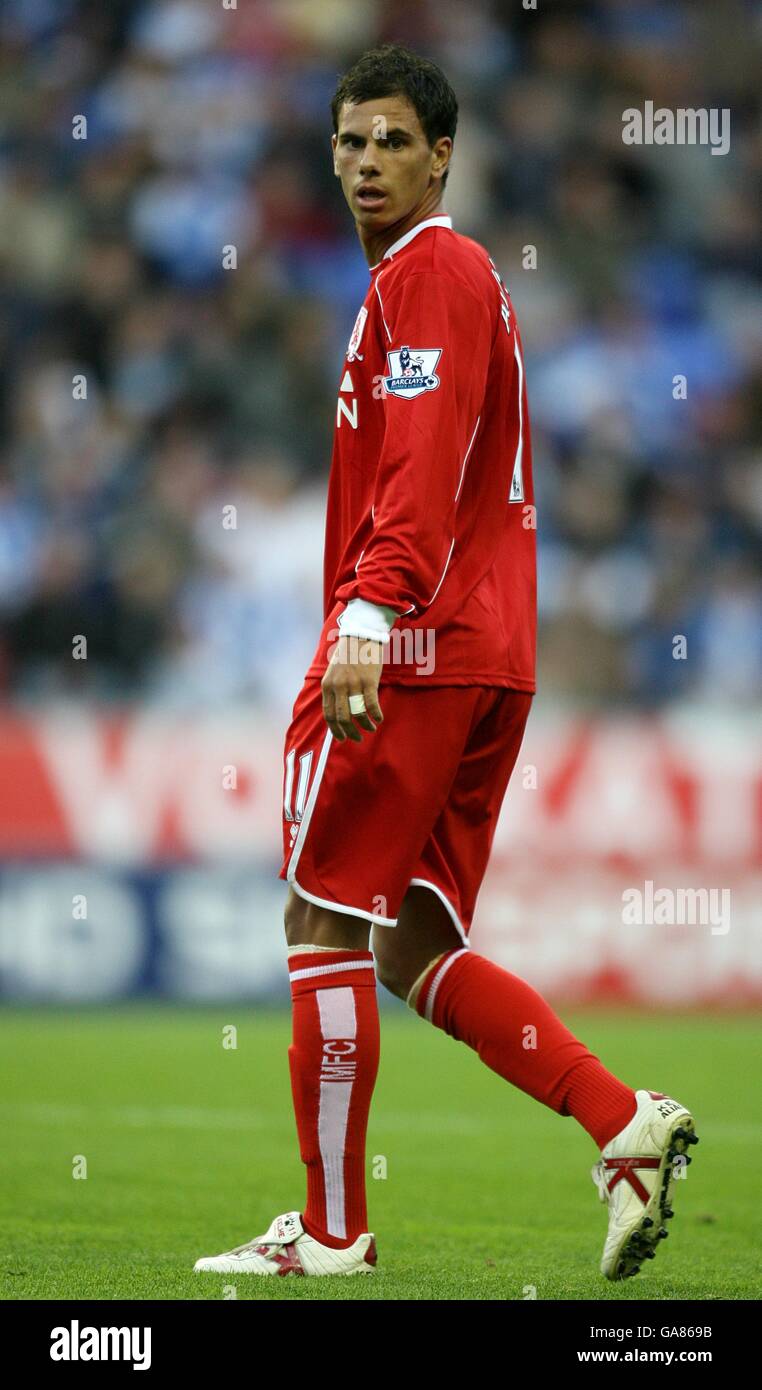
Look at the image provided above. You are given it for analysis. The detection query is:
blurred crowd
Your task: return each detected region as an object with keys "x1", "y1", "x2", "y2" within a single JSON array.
[{"x1": 0, "y1": 0, "x2": 760, "y2": 716}]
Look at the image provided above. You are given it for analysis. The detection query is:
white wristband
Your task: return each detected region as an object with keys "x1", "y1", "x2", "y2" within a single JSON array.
[{"x1": 337, "y1": 598, "x2": 398, "y2": 643}]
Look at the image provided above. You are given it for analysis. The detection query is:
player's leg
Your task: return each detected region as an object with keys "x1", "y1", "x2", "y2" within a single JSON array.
[
  {"x1": 380, "y1": 886, "x2": 697, "y2": 1279},
  {"x1": 196, "y1": 677, "x2": 387, "y2": 1276},
  {"x1": 194, "y1": 888, "x2": 380, "y2": 1276},
  {"x1": 273, "y1": 679, "x2": 496, "y2": 1269},
  {"x1": 283, "y1": 887, "x2": 380, "y2": 1252},
  {"x1": 381, "y1": 688, "x2": 639, "y2": 1151},
  {"x1": 275, "y1": 680, "x2": 482, "y2": 1264},
  {"x1": 380, "y1": 688, "x2": 697, "y2": 1278},
  {"x1": 193, "y1": 884, "x2": 378, "y2": 1273},
  {"x1": 374, "y1": 874, "x2": 637, "y2": 1147}
]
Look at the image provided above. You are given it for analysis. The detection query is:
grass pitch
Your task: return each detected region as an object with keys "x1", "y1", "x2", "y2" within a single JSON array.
[{"x1": 1, "y1": 1004, "x2": 758, "y2": 1300}]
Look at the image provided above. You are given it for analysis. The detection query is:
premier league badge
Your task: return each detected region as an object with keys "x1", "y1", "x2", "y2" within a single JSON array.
[{"x1": 383, "y1": 346, "x2": 442, "y2": 399}]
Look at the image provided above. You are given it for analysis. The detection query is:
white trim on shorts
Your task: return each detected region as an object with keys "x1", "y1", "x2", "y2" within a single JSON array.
[
  {"x1": 288, "y1": 878, "x2": 398, "y2": 927},
  {"x1": 408, "y1": 877, "x2": 469, "y2": 946}
]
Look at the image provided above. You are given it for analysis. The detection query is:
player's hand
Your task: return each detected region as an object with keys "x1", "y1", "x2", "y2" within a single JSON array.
[{"x1": 321, "y1": 635, "x2": 384, "y2": 743}]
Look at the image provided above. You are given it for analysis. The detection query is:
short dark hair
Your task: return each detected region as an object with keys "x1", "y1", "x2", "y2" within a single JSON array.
[{"x1": 330, "y1": 43, "x2": 458, "y2": 188}]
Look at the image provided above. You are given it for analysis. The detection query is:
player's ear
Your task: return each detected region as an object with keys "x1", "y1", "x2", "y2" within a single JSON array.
[
  {"x1": 431, "y1": 136, "x2": 452, "y2": 183},
  {"x1": 331, "y1": 133, "x2": 339, "y2": 177}
]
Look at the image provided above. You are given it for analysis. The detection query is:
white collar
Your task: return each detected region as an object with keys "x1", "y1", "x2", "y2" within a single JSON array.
[{"x1": 369, "y1": 215, "x2": 453, "y2": 271}]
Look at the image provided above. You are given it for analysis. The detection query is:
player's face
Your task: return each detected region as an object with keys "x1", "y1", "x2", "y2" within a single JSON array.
[{"x1": 332, "y1": 95, "x2": 449, "y2": 231}]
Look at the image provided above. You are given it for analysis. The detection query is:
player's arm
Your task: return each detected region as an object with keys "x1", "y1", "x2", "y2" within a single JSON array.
[
  {"x1": 335, "y1": 268, "x2": 490, "y2": 617},
  {"x1": 323, "y1": 270, "x2": 490, "y2": 743}
]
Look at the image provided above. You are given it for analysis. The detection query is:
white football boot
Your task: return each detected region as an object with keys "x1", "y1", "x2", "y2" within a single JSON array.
[
  {"x1": 591, "y1": 1089, "x2": 699, "y2": 1280},
  {"x1": 194, "y1": 1211, "x2": 377, "y2": 1277}
]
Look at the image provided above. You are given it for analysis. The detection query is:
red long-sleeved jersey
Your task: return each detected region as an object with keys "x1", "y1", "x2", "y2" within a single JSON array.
[{"x1": 305, "y1": 215, "x2": 536, "y2": 689}]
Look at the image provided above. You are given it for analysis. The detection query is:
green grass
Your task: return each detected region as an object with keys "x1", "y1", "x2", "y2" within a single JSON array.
[{"x1": 1, "y1": 1005, "x2": 759, "y2": 1300}]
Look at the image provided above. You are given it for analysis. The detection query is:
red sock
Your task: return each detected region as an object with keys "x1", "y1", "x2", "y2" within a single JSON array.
[
  {"x1": 415, "y1": 950, "x2": 636, "y2": 1149},
  {"x1": 288, "y1": 949, "x2": 379, "y2": 1248}
]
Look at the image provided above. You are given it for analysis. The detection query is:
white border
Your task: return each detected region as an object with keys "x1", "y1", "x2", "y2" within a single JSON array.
[
  {"x1": 383, "y1": 215, "x2": 453, "y2": 260},
  {"x1": 289, "y1": 959, "x2": 375, "y2": 983},
  {"x1": 289, "y1": 878, "x2": 398, "y2": 928}
]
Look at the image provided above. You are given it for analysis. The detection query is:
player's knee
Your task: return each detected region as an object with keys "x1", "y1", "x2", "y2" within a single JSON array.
[
  {"x1": 377, "y1": 951, "x2": 449, "y2": 1008},
  {"x1": 374, "y1": 956, "x2": 407, "y2": 1001},
  {"x1": 374, "y1": 945, "x2": 442, "y2": 1004}
]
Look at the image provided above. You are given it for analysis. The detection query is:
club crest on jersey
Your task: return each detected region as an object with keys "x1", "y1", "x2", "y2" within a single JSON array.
[
  {"x1": 347, "y1": 305, "x2": 368, "y2": 361},
  {"x1": 384, "y1": 346, "x2": 442, "y2": 399}
]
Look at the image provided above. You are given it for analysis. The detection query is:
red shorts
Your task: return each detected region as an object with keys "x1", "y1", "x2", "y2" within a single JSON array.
[{"x1": 279, "y1": 679, "x2": 532, "y2": 938}]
